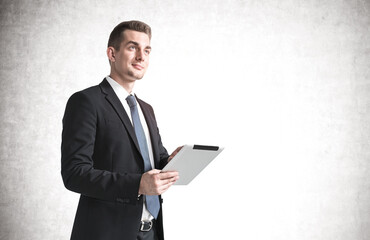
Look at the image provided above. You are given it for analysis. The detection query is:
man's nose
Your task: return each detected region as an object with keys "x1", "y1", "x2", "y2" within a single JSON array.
[{"x1": 136, "y1": 50, "x2": 145, "y2": 61}]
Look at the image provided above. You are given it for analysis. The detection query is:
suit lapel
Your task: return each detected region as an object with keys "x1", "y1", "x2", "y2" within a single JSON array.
[{"x1": 99, "y1": 79, "x2": 141, "y2": 153}]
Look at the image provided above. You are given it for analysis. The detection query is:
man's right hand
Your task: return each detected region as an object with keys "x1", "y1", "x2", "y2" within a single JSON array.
[{"x1": 139, "y1": 169, "x2": 179, "y2": 195}]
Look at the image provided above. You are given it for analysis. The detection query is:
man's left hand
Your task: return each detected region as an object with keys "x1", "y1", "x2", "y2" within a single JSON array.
[{"x1": 168, "y1": 146, "x2": 183, "y2": 162}]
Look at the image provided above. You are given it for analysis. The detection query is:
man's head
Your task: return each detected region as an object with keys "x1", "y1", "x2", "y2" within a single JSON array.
[
  {"x1": 107, "y1": 20, "x2": 152, "y2": 85},
  {"x1": 108, "y1": 20, "x2": 152, "y2": 51}
]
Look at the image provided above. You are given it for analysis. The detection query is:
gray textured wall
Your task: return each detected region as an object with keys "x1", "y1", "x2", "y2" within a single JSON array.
[{"x1": 1, "y1": 0, "x2": 369, "y2": 239}]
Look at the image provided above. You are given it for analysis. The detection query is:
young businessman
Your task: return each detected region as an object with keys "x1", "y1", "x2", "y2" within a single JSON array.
[{"x1": 61, "y1": 20, "x2": 180, "y2": 240}]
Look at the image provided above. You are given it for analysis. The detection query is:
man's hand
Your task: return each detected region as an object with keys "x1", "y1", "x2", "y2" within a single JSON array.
[
  {"x1": 139, "y1": 169, "x2": 179, "y2": 195},
  {"x1": 168, "y1": 146, "x2": 184, "y2": 162}
]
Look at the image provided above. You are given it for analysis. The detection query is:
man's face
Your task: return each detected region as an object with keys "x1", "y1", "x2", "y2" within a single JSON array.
[{"x1": 110, "y1": 30, "x2": 151, "y2": 83}]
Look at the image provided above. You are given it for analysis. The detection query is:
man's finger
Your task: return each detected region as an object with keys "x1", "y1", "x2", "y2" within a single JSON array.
[
  {"x1": 168, "y1": 146, "x2": 184, "y2": 162},
  {"x1": 158, "y1": 171, "x2": 179, "y2": 180},
  {"x1": 158, "y1": 180, "x2": 175, "y2": 193},
  {"x1": 147, "y1": 169, "x2": 161, "y2": 175}
]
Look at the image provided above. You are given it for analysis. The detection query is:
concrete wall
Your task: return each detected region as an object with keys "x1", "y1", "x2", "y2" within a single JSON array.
[{"x1": 1, "y1": 0, "x2": 369, "y2": 239}]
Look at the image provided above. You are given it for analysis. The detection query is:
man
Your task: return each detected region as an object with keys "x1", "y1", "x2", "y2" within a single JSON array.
[{"x1": 61, "y1": 20, "x2": 180, "y2": 240}]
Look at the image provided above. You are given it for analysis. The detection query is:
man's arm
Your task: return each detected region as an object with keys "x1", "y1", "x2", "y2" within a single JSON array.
[{"x1": 61, "y1": 91, "x2": 141, "y2": 203}]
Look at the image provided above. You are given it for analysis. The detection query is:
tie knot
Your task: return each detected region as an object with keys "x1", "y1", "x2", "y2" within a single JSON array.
[{"x1": 126, "y1": 95, "x2": 137, "y2": 108}]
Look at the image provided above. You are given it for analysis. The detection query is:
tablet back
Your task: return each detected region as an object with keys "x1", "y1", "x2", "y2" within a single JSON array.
[{"x1": 162, "y1": 144, "x2": 224, "y2": 185}]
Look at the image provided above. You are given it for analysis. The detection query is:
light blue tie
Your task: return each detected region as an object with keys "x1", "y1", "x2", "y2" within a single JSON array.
[{"x1": 126, "y1": 95, "x2": 160, "y2": 219}]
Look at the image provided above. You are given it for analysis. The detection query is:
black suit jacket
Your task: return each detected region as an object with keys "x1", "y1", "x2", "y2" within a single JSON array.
[{"x1": 61, "y1": 79, "x2": 169, "y2": 240}]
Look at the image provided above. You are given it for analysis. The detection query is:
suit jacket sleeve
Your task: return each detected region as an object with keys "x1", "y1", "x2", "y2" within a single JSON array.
[
  {"x1": 158, "y1": 129, "x2": 170, "y2": 169},
  {"x1": 61, "y1": 91, "x2": 141, "y2": 203},
  {"x1": 138, "y1": 99, "x2": 170, "y2": 169}
]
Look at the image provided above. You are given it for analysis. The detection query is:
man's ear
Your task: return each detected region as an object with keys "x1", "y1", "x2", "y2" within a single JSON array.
[{"x1": 107, "y1": 47, "x2": 116, "y2": 63}]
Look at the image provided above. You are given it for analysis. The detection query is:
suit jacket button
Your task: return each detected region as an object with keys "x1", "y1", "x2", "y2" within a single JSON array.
[{"x1": 116, "y1": 198, "x2": 124, "y2": 203}]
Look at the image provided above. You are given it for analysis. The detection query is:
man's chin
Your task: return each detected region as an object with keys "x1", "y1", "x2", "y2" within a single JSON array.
[{"x1": 128, "y1": 71, "x2": 145, "y2": 81}]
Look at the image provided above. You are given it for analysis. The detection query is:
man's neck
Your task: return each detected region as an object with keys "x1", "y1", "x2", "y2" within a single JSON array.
[{"x1": 109, "y1": 74, "x2": 135, "y2": 94}]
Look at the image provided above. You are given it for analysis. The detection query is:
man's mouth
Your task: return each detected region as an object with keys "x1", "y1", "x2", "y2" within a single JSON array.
[{"x1": 132, "y1": 64, "x2": 144, "y2": 70}]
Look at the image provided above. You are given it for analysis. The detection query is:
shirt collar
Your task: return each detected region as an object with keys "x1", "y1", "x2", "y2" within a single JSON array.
[{"x1": 106, "y1": 75, "x2": 135, "y2": 98}]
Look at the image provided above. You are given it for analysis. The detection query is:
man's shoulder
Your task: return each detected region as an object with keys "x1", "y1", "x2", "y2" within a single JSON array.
[
  {"x1": 66, "y1": 80, "x2": 107, "y2": 107},
  {"x1": 70, "y1": 79, "x2": 107, "y2": 99},
  {"x1": 68, "y1": 85, "x2": 98, "y2": 102},
  {"x1": 76, "y1": 84, "x2": 101, "y2": 95}
]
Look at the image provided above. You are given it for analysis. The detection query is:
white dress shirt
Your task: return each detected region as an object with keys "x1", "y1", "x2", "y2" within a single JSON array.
[{"x1": 106, "y1": 76, "x2": 155, "y2": 221}]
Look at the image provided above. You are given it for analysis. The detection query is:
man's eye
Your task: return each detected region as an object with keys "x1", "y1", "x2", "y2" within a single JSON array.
[
  {"x1": 145, "y1": 50, "x2": 151, "y2": 54},
  {"x1": 129, "y1": 46, "x2": 136, "y2": 50}
]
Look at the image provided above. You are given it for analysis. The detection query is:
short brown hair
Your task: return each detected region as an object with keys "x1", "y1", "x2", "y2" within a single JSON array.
[{"x1": 107, "y1": 20, "x2": 152, "y2": 51}]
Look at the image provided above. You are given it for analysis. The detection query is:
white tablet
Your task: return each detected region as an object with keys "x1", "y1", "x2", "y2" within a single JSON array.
[{"x1": 162, "y1": 144, "x2": 224, "y2": 185}]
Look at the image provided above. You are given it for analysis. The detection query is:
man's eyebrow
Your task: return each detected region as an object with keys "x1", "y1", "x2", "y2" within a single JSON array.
[
  {"x1": 126, "y1": 41, "x2": 139, "y2": 46},
  {"x1": 126, "y1": 41, "x2": 151, "y2": 49}
]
